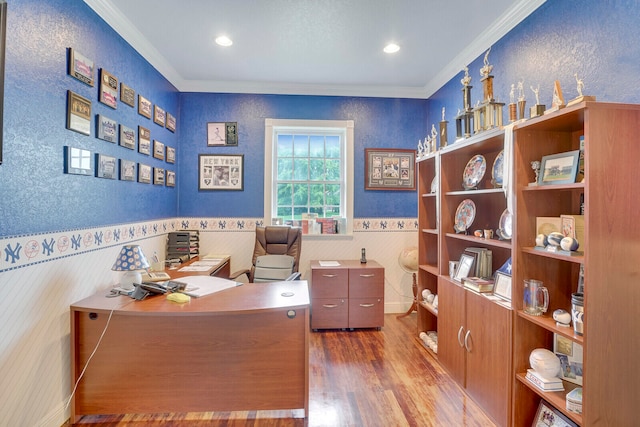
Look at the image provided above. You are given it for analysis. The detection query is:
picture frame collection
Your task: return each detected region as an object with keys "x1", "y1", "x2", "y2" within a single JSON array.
[{"x1": 65, "y1": 47, "x2": 176, "y2": 187}]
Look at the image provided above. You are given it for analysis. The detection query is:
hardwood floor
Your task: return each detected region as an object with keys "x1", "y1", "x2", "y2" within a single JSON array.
[{"x1": 71, "y1": 313, "x2": 496, "y2": 426}]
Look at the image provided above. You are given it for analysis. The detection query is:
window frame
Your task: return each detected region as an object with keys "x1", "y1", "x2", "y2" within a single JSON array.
[{"x1": 264, "y1": 118, "x2": 354, "y2": 236}]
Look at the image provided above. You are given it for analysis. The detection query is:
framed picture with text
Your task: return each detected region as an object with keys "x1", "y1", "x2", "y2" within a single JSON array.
[
  {"x1": 198, "y1": 154, "x2": 243, "y2": 191},
  {"x1": 365, "y1": 148, "x2": 416, "y2": 190}
]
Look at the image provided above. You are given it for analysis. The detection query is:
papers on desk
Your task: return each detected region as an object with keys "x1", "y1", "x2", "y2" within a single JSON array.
[
  {"x1": 319, "y1": 260, "x2": 341, "y2": 267},
  {"x1": 178, "y1": 260, "x2": 221, "y2": 272},
  {"x1": 177, "y1": 275, "x2": 241, "y2": 298}
]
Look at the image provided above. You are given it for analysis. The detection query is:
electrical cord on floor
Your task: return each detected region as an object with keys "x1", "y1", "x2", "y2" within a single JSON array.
[{"x1": 385, "y1": 278, "x2": 414, "y2": 300}]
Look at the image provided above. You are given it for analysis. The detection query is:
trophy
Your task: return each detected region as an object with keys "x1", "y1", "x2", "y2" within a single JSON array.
[
  {"x1": 530, "y1": 84, "x2": 546, "y2": 117},
  {"x1": 529, "y1": 161, "x2": 541, "y2": 186},
  {"x1": 439, "y1": 107, "x2": 448, "y2": 148},
  {"x1": 567, "y1": 73, "x2": 596, "y2": 106},
  {"x1": 545, "y1": 80, "x2": 565, "y2": 114},
  {"x1": 473, "y1": 47, "x2": 504, "y2": 133},
  {"x1": 517, "y1": 79, "x2": 526, "y2": 120},
  {"x1": 455, "y1": 66, "x2": 474, "y2": 140},
  {"x1": 431, "y1": 124, "x2": 438, "y2": 152},
  {"x1": 508, "y1": 84, "x2": 517, "y2": 122}
]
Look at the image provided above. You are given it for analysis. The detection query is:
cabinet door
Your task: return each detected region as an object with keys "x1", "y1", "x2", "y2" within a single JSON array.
[
  {"x1": 348, "y1": 267, "x2": 384, "y2": 297},
  {"x1": 311, "y1": 298, "x2": 348, "y2": 329},
  {"x1": 437, "y1": 277, "x2": 466, "y2": 386},
  {"x1": 348, "y1": 297, "x2": 383, "y2": 328},
  {"x1": 464, "y1": 290, "x2": 512, "y2": 426},
  {"x1": 311, "y1": 268, "x2": 348, "y2": 299}
]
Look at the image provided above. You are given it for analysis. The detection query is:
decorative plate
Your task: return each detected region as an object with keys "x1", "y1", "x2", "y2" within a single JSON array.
[
  {"x1": 454, "y1": 199, "x2": 476, "y2": 233},
  {"x1": 492, "y1": 150, "x2": 504, "y2": 188},
  {"x1": 430, "y1": 176, "x2": 437, "y2": 193},
  {"x1": 462, "y1": 154, "x2": 486, "y2": 190},
  {"x1": 498, "y1": 209, "x2": 512, "y2": 240}
]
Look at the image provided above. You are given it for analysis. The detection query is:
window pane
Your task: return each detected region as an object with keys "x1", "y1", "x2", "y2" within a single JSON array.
[
  {"x1": 310, "y1": 184, "x2": 324, "y2": 205},
  {"x1": 293, "y1": 158, "x2": 309, "y2": 181},
  {"x1": 293, "y1": 135, "x2": 308, "y2": 157},
  {"x1": 277, "y1": 158, "x2": 293, "y2": 180},
  {"x1": 310, "y1": 206, "x2": 324, "y2": 217},
  {"x1": 309, "y1": 135, "x2": 324, "y2": 157},
  {"x1": 325, "y1": 184, "x2": 340, "y2": 205},
  {"x1": 292, "y1": 183, "x2": 308, "y2": 205},
  {"x1": 277, "y1": 183, "x2": 292, "y2": 205},
  {"x1": 326, "y1": 135, "x2": 340, "y2": 158},
  {"x1": 293, "y1": 207, "x2": 307, "y2": 219},
  {"x1": 277, "y1": 206, "x2": 292, "y2": 218},
  {"x1": 309, "y1": 159, "x2": 325, "y2": 181},
  {"x1": 325, "y1": 206, "x2": 340, "y2": 217},
  {"x1": 325, "y1": 159, "x2": 340, "y2": 181},
  {"x1": 277, "y1": 134, "x2": 293, "y2": 156}
]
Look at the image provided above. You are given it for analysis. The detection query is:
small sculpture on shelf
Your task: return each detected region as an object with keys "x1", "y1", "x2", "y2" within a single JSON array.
[
  {"x1": 431, "y1": 124, "x2": 438, "y2": 151},
  {"x1": 530, "y1": 84, "x2": 546, "y2": 117},
  {"x1": 417, "y1": 139, "x2": 424, "y2": 158},
  {"x1": 517, "y1": 79, "x2": 526, "y2": 120},
  {"x1": 530, "y1": 160, "x2": 541, "y2": 186},
  {"x1": 567, "y1": 72, "x2": 597, "y2": 106}
]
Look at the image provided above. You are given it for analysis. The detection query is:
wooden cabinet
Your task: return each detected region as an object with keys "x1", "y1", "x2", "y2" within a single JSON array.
[
  {"x1": 310, "y1": 260, "x2": 384, "y2": 330},
  {"x1": 511, "y1": 102, "x2": 640, "y2": 426}
]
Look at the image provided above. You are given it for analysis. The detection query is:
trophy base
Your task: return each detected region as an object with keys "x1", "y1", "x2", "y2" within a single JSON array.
[
  {"x1": 544, "y1": 104, "x2": 565, "y2": 115},
  {"x1": 566, "y1": 95, "x2": 596, "y2": 107},
  {"x1": 530, "y1": 104, "x2": 546, "y2": 118}
]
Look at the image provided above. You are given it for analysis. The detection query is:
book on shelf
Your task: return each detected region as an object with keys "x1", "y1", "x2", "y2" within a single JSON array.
[
  {"x1": 462, "y1": 276, "x2": 495, "y2": 293},
  {"x1": 525, "y1": 369, "x2": 564, "y2": 392},
  {"x1": 463, "y1": 247, "x2": 492, "y2": 278}
]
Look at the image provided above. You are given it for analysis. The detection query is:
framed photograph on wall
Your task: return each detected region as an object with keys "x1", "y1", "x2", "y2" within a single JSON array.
[
  {"x1": 119, "y1": 159, "x2": 136, "y2": 181},
  {"x1": 153, "y1": 105, "x2": 166, "y2": 127},
  {"x1": 153, "y1": 140, "x2": 165, "y2": 160},
  {"x1": 166, "y1": 146, "x2": 175, "y2": 164},
  {"x1": 166, "y1": 112, "x2": 176, "y2": 133},
  {"x1": 66, "y1": 90, "x2": 91, "y2": 136},
  {"x1": 539, "y1": 150, "x2": 580, "y2": 185},
  {"x1": 95, "y1": 153, "x2": 116, "y2": 179},
  {"x1": 153, "y1": 167, "x2": 165, "y2": 185},
  {"x1": 120, "y1": 82, "x2": 135, "y2": 107},
  {"x1": 365, "y1": 148, "x2": 416, "y2": 190},
  {"x1": 99, "y1": 68, "x2": 118, "y2": 109},
  {"x1": 166, "y1": 170, "x2": 176, "y2": 187},
  {"x1": 225, "y1": 122, "x2": 238, "y2": 146},
  {"x1": 138, "y1": 163, "x2": 151, "y2": 184},
  {"x1": 96, "y1": 114, "x2": 117, "y2": 143},
  {"x1": 138, "y1": 126, "x2": 150, "y2": 155},
  {"x1": 119, "y1": 125, "x2": 136, "y2": 150},
  {"x1": 138, "y1": 94, "x2": 151, "y2": 119},
  {"x1": 198, "y1": 154, "x2": 244, "y2": 191},
  {"x1": 207, "y1": 122, "x2": 227, "y2": 146},
  {"x1": 68, "y1": 48, "x2": 94, "y2": 86}
]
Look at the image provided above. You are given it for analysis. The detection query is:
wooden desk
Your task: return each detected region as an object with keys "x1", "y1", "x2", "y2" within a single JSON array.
[
  {"x1": 165, "y1": 255, "x2": 231, "y2": 279},
  {"x1": 70, "y1": 280, "x2": 310, "y2": 422}
]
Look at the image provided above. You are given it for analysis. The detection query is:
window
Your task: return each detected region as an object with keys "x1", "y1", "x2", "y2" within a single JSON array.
[{"x1": 264, "y1": 119, "x2": 354, "y2": 235}]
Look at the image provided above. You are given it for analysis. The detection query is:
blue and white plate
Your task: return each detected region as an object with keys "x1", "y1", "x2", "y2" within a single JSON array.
[
  {"x1": 492, "y1": 150, "x2": 504, "y2": 187},
  {"x1": 462, "y1": 155, "x2": 486, "y2": 190}
]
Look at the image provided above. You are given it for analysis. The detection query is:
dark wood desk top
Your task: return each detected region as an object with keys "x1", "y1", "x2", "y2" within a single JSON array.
[{"x1": 71, "y1": 280, "x2": 310, "y2": 316}]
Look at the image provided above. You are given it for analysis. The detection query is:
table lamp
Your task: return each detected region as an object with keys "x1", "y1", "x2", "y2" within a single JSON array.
[{"x1": 112, "y1": 245, "x2": 150, "y2": 291}]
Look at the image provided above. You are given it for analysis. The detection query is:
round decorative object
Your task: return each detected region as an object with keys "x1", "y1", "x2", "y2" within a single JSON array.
[
  {"x1": 430, "y1": 176, "x2": 437, "y2": 193},
  {"x1": 560, "y1": 236, "x2": 580, "y2": 251},
  {"x1": 547, "y1": 232, "x2": 564, "y2": 247},
  {"x1": 553, "y1": 309, "x2": 572, "y2": 325},
  {"x1": 453, "y1": 199, "x2": 476, "y2": 233},
  {"x1": 421, "y1": 289, "x2": 432, "y2": 299},
  {"x1": 529, "y1": 348, "x2": 561, "y2": 379},
  {"x1": 535, "y1": 234, "x2": 548, "y2": 247},
  {"x1": 492, "y1": 150, "x2": 504, "y2": 187},
  {"x1": 497, "y1": 209, "x2": 512, "y2": 240},
  {"x1": 398, "y1": 246, "x2": 419, "y2": 274},
  {"x1": 426, "y1": 294, "x2": 435, "y2": 304},
  {"x1": 462, "y1": 154, "x2": 487, "y2": 190}
]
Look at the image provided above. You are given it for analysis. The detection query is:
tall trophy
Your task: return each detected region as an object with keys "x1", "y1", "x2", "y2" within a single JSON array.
[
  {"x1": 472, "y1": 47, "x2": 504, "y2": 133},
  {"x1": 440, "y1": 107, "x2": 448, "y2": 148},
  {"x1": 517, "y1": 79, "x2": 526, "y2": 120},
  {"x1": 508, "y1": 84, "x2": 517, "y2": 123},
  {"x1": 455, "y1": 66, "x2": 474, "y2": 140}
]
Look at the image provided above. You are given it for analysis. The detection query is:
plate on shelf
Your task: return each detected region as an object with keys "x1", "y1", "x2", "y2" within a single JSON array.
[
  {"x1": 430, "y1": 176, "x2": 437, "y2": 193},
  {"x1": 497, "y1": 209, "x2": 513, "y2": 240},
  {"x1": 492, "y1": 150, "x2": 504, "y2": 188},
  {"x1": 462, "y1": 154, "x2": 486, "y2": 190},
  {"x1": 454, "y1": 199, "x2": 476, "y2": 233}
]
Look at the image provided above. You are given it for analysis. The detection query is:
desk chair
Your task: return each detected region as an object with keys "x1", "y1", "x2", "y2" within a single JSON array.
[{"x1": 230, "y1": 226, "x2": 302, "y2": 282}]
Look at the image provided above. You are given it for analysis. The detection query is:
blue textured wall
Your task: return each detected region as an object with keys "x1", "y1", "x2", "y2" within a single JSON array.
[
  {"x1": 0, "y1": 0, "x2": 179, "y2": 237},
  {"x1": 429, "y1": 0, "x2": 640, "y2": 130},
  {"x1": 177, "y1": 93, "x2": 427, "y2": 218}
]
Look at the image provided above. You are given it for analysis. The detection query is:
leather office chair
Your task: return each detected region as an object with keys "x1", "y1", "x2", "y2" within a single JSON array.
[{"x1": 229, "y1": 226, "x2": 302, "y2": 282}]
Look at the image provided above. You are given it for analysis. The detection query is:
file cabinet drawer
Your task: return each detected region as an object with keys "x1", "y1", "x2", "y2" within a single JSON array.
[
  {"x1": 311, "y1": 298, "x2": 348, "y2": 329},
  {"x1": 349, "y1": 297, "x2": 384, "y2": 329}
]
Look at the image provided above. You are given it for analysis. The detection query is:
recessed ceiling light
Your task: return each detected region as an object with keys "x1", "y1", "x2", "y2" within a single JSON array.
[
  {"x1": 215, "y1": 36, "x2": 233, "y2": 47},
  {"x1": 383, "y1": 43, "x2": 400, "y2": 54}
]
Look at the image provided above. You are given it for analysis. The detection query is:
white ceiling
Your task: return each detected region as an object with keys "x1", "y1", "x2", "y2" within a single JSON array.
[{"x1": 85, "y1": 0, "x2": 545, "y2": 99}]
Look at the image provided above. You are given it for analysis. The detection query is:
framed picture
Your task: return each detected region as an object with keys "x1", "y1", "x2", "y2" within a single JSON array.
[
  {"x1": 554, "y1": 334, "x2": 583, "y2": 386},
  {"x1": 66, "y1": 90, "x2": 91, "y2": 136},
  {"x1": 153, "y1": 105, "x2": 166, "y2": 127},
  {"x1": 532, "y1": 400, "x2": 577, "y2": 427},
  {"x1": 95, "y1": 153, "x2": 117, "y2": 179},
  {"x1": 68, "y1": 48, "x2": 94, "y2": 86},
  {"x1": 365, "y1": 148, "x2": 416, "y2": 190},
  {"x1": 138, "y1": 94, "x2": 152, "y2": 119},
  {"x1": 119, "y1": 159, "x2": 136, "y2": 181},
  {"x1": 198, "y1": 154, "x2": 244, "y2": 191},
  {"x1": 166, "y1": 170, "x2": 176, "y2": 187},
  {"x1": 138, "y1": 163, "x2": 151, "y2": 184},
  {"x1": 153, "y1": 140, "x2": 165, "y2": 160},
  {"x1": 153, "y1": 167, "x2": 165, "y2": 185},
  {"x1": 99, "y1": 69, "x2": 118, "y2": 109},
  {"x1": 64, "y1": 146, "x2": 92, "y2": 176},
  {"x1": 120, "y1": 82, "x2": 135, "y2": 107},
  {"x1": 207, "y1": 122, "x2": 227, "y2": 146},
  {"x1": 138, "y1": 126, "x2": 150, "y2": 155},
  {"x1": 119, "y1": 125, "x2": 136, "y2": 150},
  {"x1": 96, "y1": 114, "x2": 117, "y2": 143},
  {"x1": 539, "y1": 150, "x2": 580, "y2": 185},
  {"x1": 453, "y1": 253, "x2": 475, "y2": 283},
  {"x1": 493, "y1": 271, "x2": 512, "y2": 301},
  {"x1": 226, "y1": 122, "x2": 238, "y2": 146},
  {"x1": 166, "y1": 112, "x2": 176, "y2": 133},
  {"x1": 166, "y1": 146, "x2": 175, "y2": 164}
]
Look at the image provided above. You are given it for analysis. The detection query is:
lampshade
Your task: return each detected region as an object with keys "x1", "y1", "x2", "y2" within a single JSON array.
[{"x1": 112, "y1": 245, "x2": 150, "y2": 291}]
